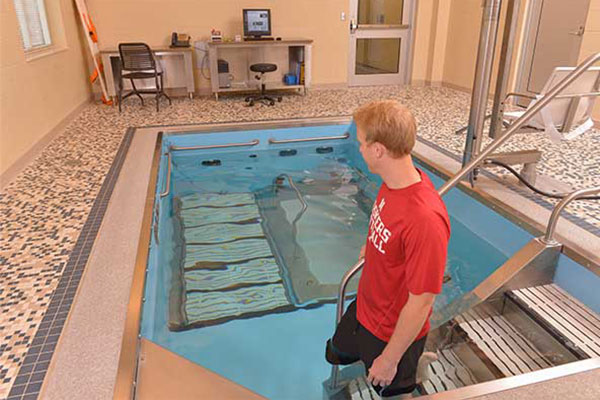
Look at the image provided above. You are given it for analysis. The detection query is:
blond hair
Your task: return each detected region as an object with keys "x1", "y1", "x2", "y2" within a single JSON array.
[{"x1": 353, "y1": 100, "x2": 417, "y2": 157}]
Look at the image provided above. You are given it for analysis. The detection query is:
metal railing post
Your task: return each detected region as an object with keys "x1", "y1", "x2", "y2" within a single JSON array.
[{"x1": 542, "y1": 186, "x2": 600, "y2": 245}]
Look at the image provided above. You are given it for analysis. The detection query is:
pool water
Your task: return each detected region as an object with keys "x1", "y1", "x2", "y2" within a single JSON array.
[{"x1": 141, "y1": 128, "x2": 528, "y2": 399}]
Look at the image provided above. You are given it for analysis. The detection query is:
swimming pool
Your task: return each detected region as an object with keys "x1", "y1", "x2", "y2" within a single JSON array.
[{"x1": 137, "y1": 121, "x2": 599, "y2": 399}]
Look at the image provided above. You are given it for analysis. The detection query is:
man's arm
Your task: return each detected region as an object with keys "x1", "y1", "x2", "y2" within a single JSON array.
[{"x1": 367, "y1": 292, "x2": 435, "y2": 387}]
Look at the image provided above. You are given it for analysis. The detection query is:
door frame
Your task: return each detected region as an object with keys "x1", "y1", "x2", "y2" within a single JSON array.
[
  {"x1": 347, "y1": 0, "x2": 417, "y2": 87},
  {"x1": 514, "y1": 0, "x2": 590, "y2": 101}
]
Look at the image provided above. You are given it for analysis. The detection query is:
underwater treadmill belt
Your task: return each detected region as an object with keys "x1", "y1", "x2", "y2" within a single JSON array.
[{"x1": 169, "y1": 192, "x2": 294, "y2": 331}]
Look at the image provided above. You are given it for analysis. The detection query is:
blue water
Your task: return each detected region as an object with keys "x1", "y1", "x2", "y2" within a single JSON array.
[{"x1": 141, "y1": 124, "x2": 541, "y2": 399}]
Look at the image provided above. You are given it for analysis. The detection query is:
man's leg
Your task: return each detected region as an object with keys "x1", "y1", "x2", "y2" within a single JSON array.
[
  {"x1": 325, "y1": 301, "x2": 361, "y2": 365},
  {"x1": 356, "y1": 325, "x2": 427, "y2": 398}
]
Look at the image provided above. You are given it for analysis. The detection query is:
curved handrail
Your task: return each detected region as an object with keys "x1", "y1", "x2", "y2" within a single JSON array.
[
  {"x1": 276, "y1": 174, "x2": 308, "y2": 225},
  {"x1": 335, "y1": 259, "x2": 365, "y2": 325},
  {"x1": 159, "y1": 152, "x2": 171, "y2": 198},
  {"x1": 438, "y1": 51, "x2": 600, "y2": 197},
  {"x1": 330, "y1": 258, "x2": 365, "y2": 389},
  {"x1": 542, "y1": 186, "x2": 600, "y2": 245}
]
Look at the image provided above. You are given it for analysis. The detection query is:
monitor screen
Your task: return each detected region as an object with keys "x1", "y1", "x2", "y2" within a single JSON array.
[{"x1": 243, "y1": 9, "x2": 271, "y2": 37}]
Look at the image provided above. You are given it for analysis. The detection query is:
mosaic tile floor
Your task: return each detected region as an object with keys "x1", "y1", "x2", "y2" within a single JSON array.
[{"x1": 0, "y1": 85, "x2": 598, "y2": 398}]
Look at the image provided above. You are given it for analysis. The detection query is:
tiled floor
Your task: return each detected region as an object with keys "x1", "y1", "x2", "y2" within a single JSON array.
[{"x1": 0, "y1": 85, "x2": 598, "y2": 398}]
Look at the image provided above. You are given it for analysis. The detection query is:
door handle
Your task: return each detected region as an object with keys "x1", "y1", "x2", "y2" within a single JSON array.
[
  {"x1": 569, "y1": 26, "x2": 585, "y2": 36},
  {"x1": 350, "y1": 19, "x2": 358, "y2": 33}
]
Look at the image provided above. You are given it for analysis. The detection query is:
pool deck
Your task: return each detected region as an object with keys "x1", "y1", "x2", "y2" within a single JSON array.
[{"x1": 1, "y1": 86, "x2": 598, "y2": 399}]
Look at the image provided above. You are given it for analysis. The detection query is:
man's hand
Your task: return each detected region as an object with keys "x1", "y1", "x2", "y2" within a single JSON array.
[
  {"x1": 367, "y1": 354, "x2": 397, "y2": 388},
  {"x1": 359, "y1": 244, "x2": 366, "y2": 259}
]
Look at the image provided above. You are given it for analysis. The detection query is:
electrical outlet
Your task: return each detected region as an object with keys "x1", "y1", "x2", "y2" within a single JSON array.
[{"x1": 341, "y1": 12, "x2": 346, "y2": 21}]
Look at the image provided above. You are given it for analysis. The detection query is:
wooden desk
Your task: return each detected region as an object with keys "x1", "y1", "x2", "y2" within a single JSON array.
[
  {"x1": 100, "y1": 47, "x2": 195, "y2": 100},
  {"x1": 207, "y1": 39, "x2": 312, "y2": 100}
]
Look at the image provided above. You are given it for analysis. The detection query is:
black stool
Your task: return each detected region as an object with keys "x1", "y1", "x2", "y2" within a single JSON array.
[{"x1": 245, "y1": 63, "x2": 282, "y2": 106}]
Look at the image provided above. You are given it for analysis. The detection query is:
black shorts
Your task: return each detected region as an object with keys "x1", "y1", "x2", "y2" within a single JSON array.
[{"x1": 325, "y1": 300, "x2": 426, "y2": 397}]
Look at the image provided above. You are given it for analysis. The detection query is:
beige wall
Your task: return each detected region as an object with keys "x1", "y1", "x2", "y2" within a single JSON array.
[
  {"x1": 438, "y1": 0, "x2": 599, "y2": 119},
  {"x1": 411, "y1": 0, "x2": 438, "y2": 83},
  {"x1": 441, "y1": 0, "x2": 522, "y2": 92},
  {"x1": 0, "y1": 0, "x2": 91, "y2": 176},
  {"x1": 87, "y1": 0, "x2": 350, "y2": 88}
]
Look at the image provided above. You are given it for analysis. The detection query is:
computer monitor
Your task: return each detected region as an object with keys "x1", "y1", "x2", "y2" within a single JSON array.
[{"x1": 243, "y1": 9, "x2": 271, "y2": 39}]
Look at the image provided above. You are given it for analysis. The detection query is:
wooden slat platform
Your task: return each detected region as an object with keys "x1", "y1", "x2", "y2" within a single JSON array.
[
  {"x1": 421, "y1": 349, "x2": 477, "y2": 394},
  {"x1": 456, "y1": 309, "x2": 552, "y2": 377},
  {"x1": 346, "y1": 375, "x2": 380, "y2": 400},
  {"x1": 508, "y1": 284, "x2": 600, "y2": 358}
]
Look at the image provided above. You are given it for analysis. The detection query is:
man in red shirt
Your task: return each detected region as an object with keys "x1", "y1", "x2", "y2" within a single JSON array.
[{"x1": 326, "y1": 100, "x2": 450, "y2": 398}]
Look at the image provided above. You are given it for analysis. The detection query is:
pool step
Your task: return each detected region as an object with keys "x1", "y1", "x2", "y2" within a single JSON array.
[
  {"x1": 420, "y1": 349, "x2": 477, "y2": 394},
  {"x1": 506, "y1": 284, "x2": 600, "y2": 359},
  {"x1": 323, "y1": 372, "x2": 381, "y2": 400},
  {"x1": 346, "y1": 376, "x2": 380, "y2": 400},
  {"x1": 455, "y1": 309, "x2": 552, "y2": 377},
  {"x1": 169, "y1": 192, "x2": 294, "y2": 331}
]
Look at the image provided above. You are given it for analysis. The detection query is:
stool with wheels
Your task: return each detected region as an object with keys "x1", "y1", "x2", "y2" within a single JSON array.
[{"x1": 245, "y1": 63, "x2": 282, "y2": 106}]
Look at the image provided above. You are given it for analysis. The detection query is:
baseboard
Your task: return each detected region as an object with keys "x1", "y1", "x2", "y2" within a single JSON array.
[
  {"x1": 0, "y1": 97, "x2": 92, "y2": 190},
  {"x1": 410, "y1": 79, "x2": 444, "y2": 88},
  {"x1": 168, "y1": 82, "x2": 350, "y2": 98},
  {"x1": 440, "y1": 81, "x2": 470, "y2": 93},
  {"x1": 311, "y1": 82, "x2": 349, "y2": 90}
]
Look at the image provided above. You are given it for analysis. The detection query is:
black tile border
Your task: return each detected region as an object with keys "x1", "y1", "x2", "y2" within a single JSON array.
[
  {"x1": 7, "y1": 128, "x2": 136, "y2": 400},
  {"x1": 416, "y1": 136, "x2": 600, "y2": 237}
]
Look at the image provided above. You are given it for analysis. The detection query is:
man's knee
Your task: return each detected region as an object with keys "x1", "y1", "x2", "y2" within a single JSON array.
[{"x1": 325, "y1": 339, "x2": 359, "y2": 365}]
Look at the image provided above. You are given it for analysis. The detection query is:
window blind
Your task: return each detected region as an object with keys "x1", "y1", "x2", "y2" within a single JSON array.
[{"x1": 13, "y1": 0, "x2": 51, "y2": 51}]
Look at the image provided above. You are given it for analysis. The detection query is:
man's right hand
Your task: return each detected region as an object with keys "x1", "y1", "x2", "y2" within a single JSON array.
[{"x1": 359, "y1": 245, "x2": 366, "y2": 259}]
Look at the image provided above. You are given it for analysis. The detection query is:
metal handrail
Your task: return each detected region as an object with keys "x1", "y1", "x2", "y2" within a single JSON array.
[
  {"x1": 159, "y1": 152, "x2": 171, "y2": 198},
  {"x1": 438, "y1": 51, "x2": 600, "y2": 197},
  {"x1": 268, "y1": 133, "x2": 349, "y2": 144},
  {"x1": 542, "y1": 186, "x2": 600, "y2": 245},
  {"x1": 330, "y1": 259, "x2": 365, "y2": 389},
  {"x1": 170, "y1": 139, "x2": 259, "y2": 151}
]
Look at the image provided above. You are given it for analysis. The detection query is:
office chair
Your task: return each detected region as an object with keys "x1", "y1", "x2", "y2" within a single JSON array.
[
  {"x1": 245, "y1": 63, "x2": 282, "y2": 106},
  {"x1": 118, "y1": 43, "x2": 171, "y2": 112}
]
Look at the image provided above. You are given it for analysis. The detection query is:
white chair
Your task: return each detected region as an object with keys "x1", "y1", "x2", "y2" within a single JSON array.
[{"x1": 503, "y1": 66, "x2": 600, "y2": 142}]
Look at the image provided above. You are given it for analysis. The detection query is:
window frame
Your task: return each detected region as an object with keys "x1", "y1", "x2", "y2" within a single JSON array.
[{"x1": 13, "y1": 0, "x2": 53, "y2": 52}]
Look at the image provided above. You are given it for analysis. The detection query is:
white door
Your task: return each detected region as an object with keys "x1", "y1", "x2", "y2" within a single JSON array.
[
  {"x1": 348, "y1": 0, "x2": 415, "y2": 86},
  {"x1": 516, "y1": 0, "x2": 590, "y2": 99}
]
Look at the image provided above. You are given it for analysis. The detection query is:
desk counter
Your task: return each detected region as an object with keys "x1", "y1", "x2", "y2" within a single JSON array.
[
  {"x1": 207, "y1": 38, "x2": 313, "y2": 100},
  {"x1": 100, "y1": 47, "x2": 194, "y2": 100}
]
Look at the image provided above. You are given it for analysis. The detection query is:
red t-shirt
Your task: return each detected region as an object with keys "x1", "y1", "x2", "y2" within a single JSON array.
[{"x1": 356, "y1": 170, "x2": 450, "y2": 342}]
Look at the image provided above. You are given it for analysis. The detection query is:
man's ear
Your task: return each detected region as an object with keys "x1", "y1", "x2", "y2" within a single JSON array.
[{"x1": 373, "y1": 142, "x2": 386, "y2": 158}]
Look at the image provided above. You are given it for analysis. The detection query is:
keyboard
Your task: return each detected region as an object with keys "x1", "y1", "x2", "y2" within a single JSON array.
[{"x1": 244, "y1": 37, "x2": 275, "y2": 41}]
